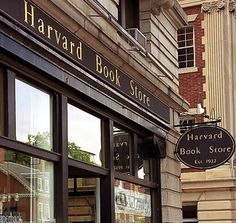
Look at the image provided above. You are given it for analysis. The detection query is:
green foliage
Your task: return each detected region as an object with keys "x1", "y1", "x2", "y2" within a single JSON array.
[
  {"x1": 27, "y1": 132, "x2": 51, "y2": 150},
  {"x1": 5, "y1": 132, "x2": 95, "y2": 165},
  {"x1": 5, "y1": 151, "x2": 31, "y2": 167},
  {"x1": 68, "y1": 142, "x2": 95, "y2": 164}
]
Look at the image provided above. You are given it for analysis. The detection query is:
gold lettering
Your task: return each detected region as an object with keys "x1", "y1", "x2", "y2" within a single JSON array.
[
  {"x1": 37, "y1": 18, "x2": 45, "y2": 34},
  {"x1": 70, "y1": 42, "x2": 75, "y2": 55},
  {"x1": 110, "y1": 70, "x2": 115, "y2": 82},
  {"x1": 62, "y1": 36, "x2": 68, "y2": 50},
  {"x1": 24, "y1": 0, "x2": 35, "y2": 27},
  {"x1": 76, "y1": 42, "x2": 83, "y2": 60},
  {"x1": 103, "y1": 66, "x2": 109, "y2": 78},
  {"x1": 146, "y1": 97, "x2": 150, "y2": 106},
  {"x1": 96, "y1": 55, "x2": 102, "y2": 73},
  {"x1": 115, "y1": 70, "x2": 121, "y2": 87},
  {"x1": 54, "y1": 29, "x2": 61, "y2": 44},
  {"x1": 47, "y1": 25, "x2": 53, "y2": 39},
  {"x1": 130, "y1": 80, "x2": 135, "y2": 96},
  {"x1": 129, "y1": 80, "x2": 150, "y2": 106}
]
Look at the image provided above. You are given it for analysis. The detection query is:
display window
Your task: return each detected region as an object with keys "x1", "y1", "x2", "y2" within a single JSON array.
[
  {"x1": 15, "y1": 79, "x2": 52, "y2": 151},
  {"x1": 114, "y1": 179, "x2": 151, "y2": 223},
  {"x1": 0, "y1": 54, "x2": 163, "y2": 223},
  {"x1": 0, "y1": 148, "x2": 54, "y2": 223}
]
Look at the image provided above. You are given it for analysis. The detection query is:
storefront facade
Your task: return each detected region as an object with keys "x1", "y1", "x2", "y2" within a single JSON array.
[{"x1": 0, "y1": 0, "x2": 188, "y2": 222}]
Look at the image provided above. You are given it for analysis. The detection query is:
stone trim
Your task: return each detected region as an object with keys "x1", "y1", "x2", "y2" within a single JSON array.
[
  {"x1": 202, "y1": 0, "x2": 225, "y2": 13},
  {"x1": 229, "y1": 0, "x2": 236, "y2": 18}
]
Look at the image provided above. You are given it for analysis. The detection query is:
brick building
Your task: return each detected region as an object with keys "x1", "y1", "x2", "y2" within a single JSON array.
[{"x1": 178, "y1": 0, "x2": 236, "y2": 222}]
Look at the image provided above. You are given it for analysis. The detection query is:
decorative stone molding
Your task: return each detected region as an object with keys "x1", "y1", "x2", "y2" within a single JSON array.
[
  {"x1": 229, "y1": 0, "x2": 236, "y2": 17},
  {"x1": 152, "y1": 0, "x2": 175, "y2": 15},
  {"x1": 202, "y1": 0, "x2": 225, "y2": 13}
]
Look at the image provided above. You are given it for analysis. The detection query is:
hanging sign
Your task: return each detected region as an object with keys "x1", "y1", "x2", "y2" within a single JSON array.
[{"x1": 175, "y1": 125, "x2": 235, "y2": 169}]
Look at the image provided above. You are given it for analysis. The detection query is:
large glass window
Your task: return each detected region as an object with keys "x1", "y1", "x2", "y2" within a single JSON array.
[
  {"x1": 177, "y1": 26, "x2": 195, "y2": 68},
  {"x1": 0, "y1": 68, "x2": 3, "y2": 136},
  {"x1": 114, "y1": 179, "x2": 151, "y2": 223},
  {"x1": 68, "y1": 104, "x2": 102, "y2": 166},
  {"x1": 15, "y1": 79, "x2": 52, "y2": 150},
  {"x1": 0, "y1": 148, "x2": 54, "y2": 222}
]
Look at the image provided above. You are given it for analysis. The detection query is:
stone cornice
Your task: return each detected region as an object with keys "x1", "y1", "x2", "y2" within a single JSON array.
[
  {"x1": 152, "y1": 0, "x2": 188, "y2": 27},
  {"x1": 202, "y1": 0, "x2": 225, "y2": 13}
]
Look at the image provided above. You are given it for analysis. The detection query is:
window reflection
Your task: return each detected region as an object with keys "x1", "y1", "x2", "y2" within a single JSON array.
[
  {"x1": 68, "y1": 104, "x2": 102, "y2": 166},
  {"x1": 114, "y1": 179, "x2": 152, "y2": 223},
  {"x1": 0, "y1": 70, "x2": 3, "y2": 136},
  {"x1": 0, "y1": 148, "x2": 54, "y2": 222},
  {"x1": 113, "y1": 127, "x2": 131, "y2": 174},
  {"x1": 15, "y1": 79, "x2": 52, "y2": 150}
]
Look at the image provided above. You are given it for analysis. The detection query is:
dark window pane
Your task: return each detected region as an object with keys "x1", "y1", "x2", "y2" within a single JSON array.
[
  {"x1": 186, "y1": 33, "x2": 193, "y2": 39},
  {"x1": 178, "y1": 55, "x2": 186, "y2": 62},
  {"x1": 113, "y1": 126, "x2": 131, "y2": 174},
  {"x1": 178, "y1": 34, "x2": 185, "y2": 41},
  {"x1": 186, "y1": 26, "x2": 193, "y2": 33},
  {"x1": 187, "y1": 48, "x2": 194, "y2": 54},
  {"x1": 187, "y1": 61, "x2": 194, "y2": 67},
  {"x1": 178, "y1": 48, "x2": 186, "y2": 55},
  {"x1": 178, "y1": 41, "x2": 186, "y2": 48},
  {"x1": 187, "y1": 54, "x2": 194, "y2": 60},
  {"x1": 179, "y1": 62, "x2": 186, "y2": 68},
  {"x1": 186, "y1": 40, "x2": 193, "y2": 46}
]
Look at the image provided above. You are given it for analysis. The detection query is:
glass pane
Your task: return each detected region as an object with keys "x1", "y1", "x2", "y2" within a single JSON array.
[
  {"x1": 179, "y1": 62, "x2": 186, "y2": 68},
  {"x1": 16, "y1": 79, "x2": 52, "y2": 150},
  {"x1": 178, "y1": 55, "x2": 186, "y2": 62},
  {"x1": 68, "y1": 177, "x2": 100, "y2": 222},
  {"x1": 187, "y1": 61, "x2": 194, "y2": 67},
  {"x1": 113, "y1": 126, "x2": 131, "y2": 174},
  {"x1": 0, "y1": 148, "x2": 54, "y2": 222},
  {"x1": 177, "y1": 34, "x2": 185, "y2": 41},
  {"x1": 187, "y1": 48, "x2": 194, "y2": 54},
  {"x1": 68, "y1": 104, "x2": 102, "y2": 166},
  {"x1": 178, "y1": 48, "x2": 186, "y2": 55},
  {"x1": 186, "y1": 40, "x2": 193, "y2": 46},
  {"x1": 178, "y1": 41, "x2": 185, "y2": 48},
  {"x1": 0, "y1": 68, "x2": 3, "y2": 136},
  {"x1": 114, "y1": 179, "x2": 152, "y2": 223},
  {"x1": 186, "y1": 26, "x2": 193, "y2": 33}
]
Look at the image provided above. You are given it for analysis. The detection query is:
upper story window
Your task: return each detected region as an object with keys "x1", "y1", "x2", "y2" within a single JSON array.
[
  {"x1": 178, "y1": 26, "x2": 195, "y2": 68},
  {"x1": 118, "y1": 0, "x2": 139, "y2": 29}
]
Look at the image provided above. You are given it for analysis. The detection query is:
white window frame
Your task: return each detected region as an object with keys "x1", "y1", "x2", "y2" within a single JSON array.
[{"x1": 177, "y1": 25, "x2": 195, "y2": 68}]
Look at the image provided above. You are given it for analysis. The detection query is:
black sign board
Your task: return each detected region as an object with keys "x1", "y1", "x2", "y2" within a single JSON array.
[
  {"x1": 0, "y1": 0, "x2": 170, "y2": 123},
  {"x1": 175, "y1": 126, "x2": 235, "y2": 169}
]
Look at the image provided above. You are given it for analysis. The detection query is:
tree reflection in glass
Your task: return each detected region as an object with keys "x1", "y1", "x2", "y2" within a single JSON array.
[{"x1": 68, "y1": 104, "x2": 102, "y2": 166}]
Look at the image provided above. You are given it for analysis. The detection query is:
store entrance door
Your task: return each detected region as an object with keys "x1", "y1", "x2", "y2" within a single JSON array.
[{"x1": 68, "y1": 167, "x2": 101, "y2": 223}]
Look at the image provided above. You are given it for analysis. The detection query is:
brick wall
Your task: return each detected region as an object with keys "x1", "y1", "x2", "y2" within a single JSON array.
[{"x1": 179, "y1": 6, "x2": 205, "y2": 108}]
